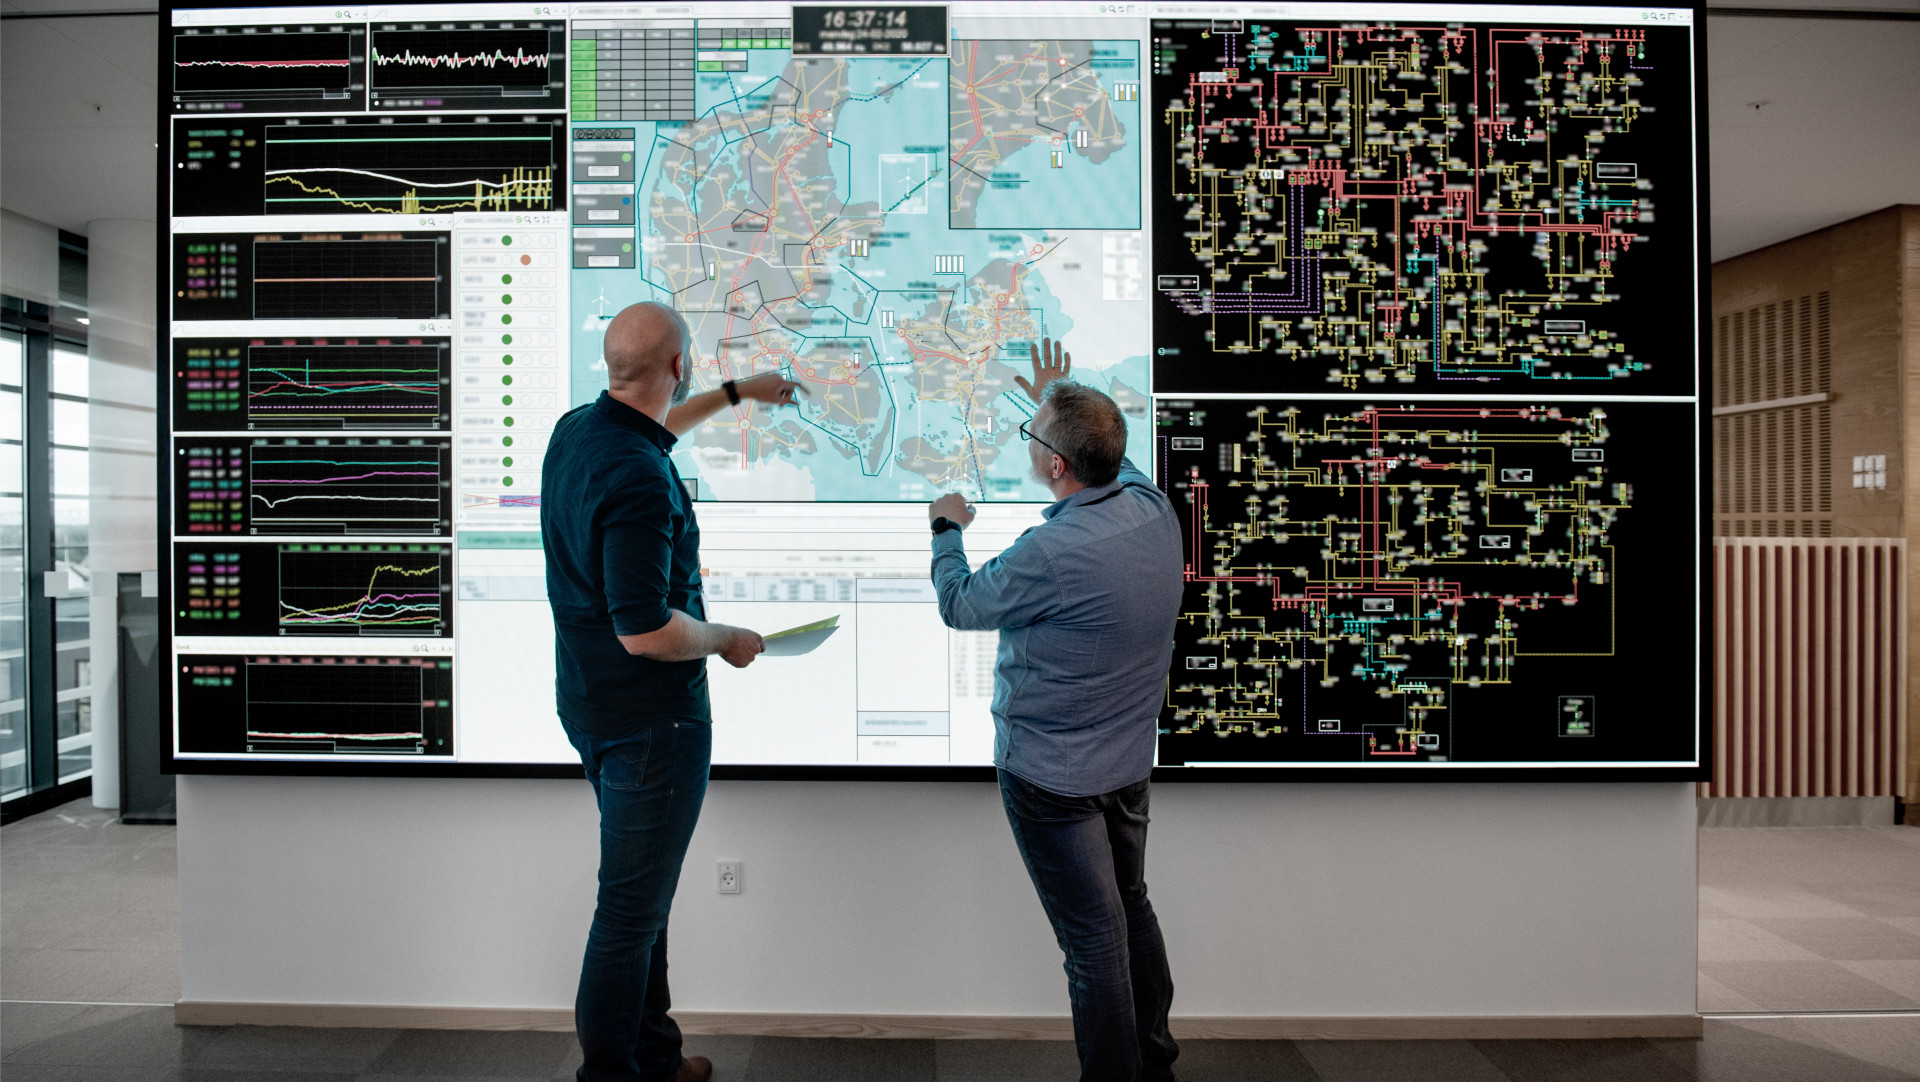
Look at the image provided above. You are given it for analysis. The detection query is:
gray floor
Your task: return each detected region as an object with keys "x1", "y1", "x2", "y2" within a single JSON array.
[{"x1": 4, "y1": 799, "x2": 1920, "y2": 1080}]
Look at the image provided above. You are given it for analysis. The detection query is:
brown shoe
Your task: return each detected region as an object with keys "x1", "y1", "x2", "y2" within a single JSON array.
[{"x1": 674, "y1": 1054, "x2": 713, "y2": 1082}]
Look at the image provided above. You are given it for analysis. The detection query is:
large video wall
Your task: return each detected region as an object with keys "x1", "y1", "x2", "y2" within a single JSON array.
[{"x1": 161, "y1": 1, "x2": 1707, "y2": 778}]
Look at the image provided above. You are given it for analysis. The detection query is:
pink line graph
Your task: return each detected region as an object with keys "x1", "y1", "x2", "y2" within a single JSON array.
[{"x1": 176, "y1": 59, "x2": 351, "y2": 68}]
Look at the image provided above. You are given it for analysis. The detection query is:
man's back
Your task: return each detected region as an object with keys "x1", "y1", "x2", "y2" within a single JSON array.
[{"x1": 934, "y1": 458, "x2": 1183, "y2": 796}]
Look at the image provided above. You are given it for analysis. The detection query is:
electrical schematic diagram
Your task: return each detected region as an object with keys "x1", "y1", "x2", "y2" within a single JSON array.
[
  {"x1": 1156, "y1": 399, "x2": 1696, "y2": 767},
  {"x1": 1149, "y1": 19, "x2": 1695, "y2": 393}
]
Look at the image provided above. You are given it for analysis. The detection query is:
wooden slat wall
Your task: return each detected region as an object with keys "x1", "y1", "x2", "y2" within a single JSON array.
[{"x1": 1709, "y1": 539, "x2": 1908, "y2": 797}]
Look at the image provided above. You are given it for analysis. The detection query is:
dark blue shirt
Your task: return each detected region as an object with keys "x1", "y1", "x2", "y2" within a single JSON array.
[{"x1": 542, "y1": 391, "x2": 708, "y2": 733}]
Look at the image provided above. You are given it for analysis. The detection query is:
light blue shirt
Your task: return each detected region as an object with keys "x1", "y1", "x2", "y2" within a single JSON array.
[{"x1": 931, "y1": 458, "x2": 1184, "y2": 797}]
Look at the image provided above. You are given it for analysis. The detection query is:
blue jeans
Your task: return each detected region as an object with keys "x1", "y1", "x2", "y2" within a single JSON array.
[
  {"x1": 999, "y1": 768, "x2": 1178, "y2": 1082},
  {"x1": 564, "y1": 716, "x2": 711, "y2": 1082}
]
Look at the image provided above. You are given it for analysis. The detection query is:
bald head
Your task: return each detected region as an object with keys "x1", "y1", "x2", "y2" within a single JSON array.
[{"x1": 604, "y1": 301, "x2": 691, "y2": 392}]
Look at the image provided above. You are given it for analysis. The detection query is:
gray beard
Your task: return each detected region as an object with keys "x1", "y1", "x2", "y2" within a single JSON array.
[{"x1": 670, "y1": 366, "x2": 692, "y2": 406}]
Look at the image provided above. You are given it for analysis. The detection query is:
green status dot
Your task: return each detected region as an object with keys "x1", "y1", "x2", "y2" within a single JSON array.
[
  {"x1": 501, "y1": 294, "x2": 512, "y2": 304},
  {"x1": 502, "y1": 456, "x2": 514, "y2": 468},
  {"x1": 621, "y1": 152, "x2": 632, "y2": 161},
  {"x1": 504, "y1": 416, "x2": 516, "y2": 427},
  {"x1": 502, "y1": 436, "x2": 514, "y2": 446},
  {"x1": 501, "y1": 334, "x2": 513, "y2": 344},
  {"x1": 501, "y1": 274, "x2": 513, "y2": 284},
  {"x1": 500, "y1": 314, "x2": 512, "y2": 325},
  {"x1": 621, "y1": 243, "x2": 632, "y2": 252},
  {"x1": 502, "y1": 375, "x2": 513, "y2": 385},
  {"x1": 502, "y1": 355, "x2": 514, "y2": 365},
  {"x1": 502, "y1": 394, "x2": 513, "y2": 405},
  {"x1": 503, "y1": 476, "x2": 515, "y2": 487},
  {"x1": 501, "y1": 235, "x2": 513, "y2": 245}
]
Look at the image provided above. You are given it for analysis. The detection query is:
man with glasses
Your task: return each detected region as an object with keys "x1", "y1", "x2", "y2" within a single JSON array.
[{"x1": 926, "y1": 338, "x2": 1184, "y2": 1082}]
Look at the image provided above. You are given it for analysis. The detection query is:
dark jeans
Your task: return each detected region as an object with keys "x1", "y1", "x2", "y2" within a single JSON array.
[
  {"x1": 998, "y1": 768, "x2": 1178, "y2": 1082},
  {"x1": 563, "y1": 716, "x2": 711, "y2": 1082}
]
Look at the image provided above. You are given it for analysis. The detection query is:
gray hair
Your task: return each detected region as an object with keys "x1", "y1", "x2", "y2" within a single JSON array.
[{"x1": 1040, "y1": 380, "x2": 1126, "y2": 487}]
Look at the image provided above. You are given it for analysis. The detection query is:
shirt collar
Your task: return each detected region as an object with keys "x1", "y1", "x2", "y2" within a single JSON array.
[
  {"x1": 593, "y1": 390, "x2": 677, "y2": 452},
  {"x1": 1041, "y1": 474, "x2": 1125, "y2": 520}
]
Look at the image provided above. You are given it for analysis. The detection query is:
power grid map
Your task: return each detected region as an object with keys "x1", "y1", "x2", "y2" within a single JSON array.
[
  {"x1": 571, "y1": 48, "x2": 1151, "y2": 502},
  {"x1": 1156, "y1": 399, "x2": 1696, "y2": 766},
  {"x1": 1149, "y1": 19, "x2": 1695, "y2": 393}
]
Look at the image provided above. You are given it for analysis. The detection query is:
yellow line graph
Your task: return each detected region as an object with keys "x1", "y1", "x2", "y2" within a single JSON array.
[{"x1": 266, "y1": 167, "x2": 554, "y2": 213}]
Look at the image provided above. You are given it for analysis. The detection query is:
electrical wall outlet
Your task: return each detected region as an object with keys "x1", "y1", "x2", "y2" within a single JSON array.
[{"x1": 716, "y1": 860, "x2": 741, "y2": 894}]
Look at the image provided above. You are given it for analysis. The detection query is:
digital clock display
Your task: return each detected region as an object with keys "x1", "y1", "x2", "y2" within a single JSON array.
[{"x1": 792, "y1": 5, "x2": 948, "y2": 55}]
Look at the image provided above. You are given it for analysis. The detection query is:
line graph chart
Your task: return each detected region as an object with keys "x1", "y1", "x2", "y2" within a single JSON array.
[
  {"x1": 263, "y1": 118, "x2": 564, "y2": 214},
  {"x1": 172, "y1": 339, "x2": 451, "y2": 431},
  {"x1": 245, "y1": 438, "x2": 450, "y2": 535},
  {"x1": 251, "y1": 234, "x2": 450, "y2": 319},
  {"x1": 171, "y1": 25, "x2": 364, "y2": 112},
  {"x1": 248, "y1": 342, "x2": 449, "y2": 428},
  {"x1": 369, "y1": 22, "x2": 566, "y2": 111},
  {"x1": 176, "y1": 654, "x2": 454, "y2": 756},
  {"x1": 277, "y1": 543, "x2": 450, "y2": 637}
]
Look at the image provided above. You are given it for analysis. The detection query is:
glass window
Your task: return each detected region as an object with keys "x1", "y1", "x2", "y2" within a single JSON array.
[
  {"x1": 48, "y1": 343, "x2": 89, "y2": 785},
  {"x1": 51, "y1": 448, "x2": 89, "y2": 498},
  {"x1": 50, "y1": 343, "x2": 87, "y2": 399},
  {"x1": 0, "y1": 332, "x2": 24, "y2": 800},
  {"x1": 50, "y1": 398, "x2": 87, "y2": 449}
]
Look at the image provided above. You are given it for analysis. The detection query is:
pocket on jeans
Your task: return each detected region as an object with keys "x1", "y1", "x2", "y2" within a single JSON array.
[
  {"x1": 596, "y1": 728, "x2": 655, "y2": 792},
  {"x1": 1007, "y1": 772, "x2": 1100, "y2": 822}
]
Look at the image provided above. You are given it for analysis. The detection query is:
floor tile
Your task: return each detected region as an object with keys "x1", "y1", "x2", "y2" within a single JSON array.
[
  {"x1": 0, "y1": 948, "x2": 168, "y2": 1004},
  {"x1": 166, "y1": 1071, "x2": 356, "y2": 1082},
  {"x1": 743, "y1": 1036, "x2": 936, "y2": 1082},
  {"x1": 363, "y1": 1028, "x2": 577, "y2": 1077},
  {"x1": 0, "y1": 1065, "x2": 171, "y2": 1082},
  {"x1": 1296, "y1": 1038, "x2": 1506, "y2": 1081},
  {"x1": 1702, "y1": 961, "x2": 1920, "y2": 1011},
  {"x1": 546, "y1": 1033, "x2": 755, "y2": 1081},
  {"x1": 932, "y1": 1038, "x2": 1081, "y2": 1081},
  {"x1": 185, "y1": 1024, "x2": 399, "y2": 1073},
  {"x1": 2, "y1": 1005, "x2": 219, "y2": 1069},
  {"x1": 1699, "y1": 918, "x2": 1824, "y2": 963},
  {"x1": 0, "y1": 1001, "x2": 98, "y2": 1057},
  {"x1": 1793, "y1": 1014, "x2": 1920, "y2": 1079},
  {"x1": 1751, "y1": 919, "x2": 1920, "y2": 961},
  {"x1": 1696, "y1": 972, "x2": 1769, "y2": 1013},
  {"x1": 1651, "y1": 1016, "x2": 1908, "y2": 1082},
  {"x1": 1698, "y1": 885, "x2": 1866, "y2": 919},
  {"x1": 1471, "y1": 1037, "x2": 1694, "y2": 1082},
  {"x1": 1151, "y1": 1039, "x2": 1319, "y2": 1081},
  {"x1": 1840, "y1": 961, "x2": 1920, "y2": 1003}
]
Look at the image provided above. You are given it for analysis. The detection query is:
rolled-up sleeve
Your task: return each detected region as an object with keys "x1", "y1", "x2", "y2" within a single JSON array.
[
  {"x1": 931, "y1": 528, "x2": 1059, "y2": 632},
  {"x1": 601, "y1": 470, "x2": 676, "y2": 637}
]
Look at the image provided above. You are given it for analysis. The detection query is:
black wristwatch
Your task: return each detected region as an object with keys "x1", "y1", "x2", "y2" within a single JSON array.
[
  {"x1": 931, "y1": 517, "x2": 962, "y2": 536},
  {"x1": 722, "y1": 379, "x2": 741, "y2": 405}
]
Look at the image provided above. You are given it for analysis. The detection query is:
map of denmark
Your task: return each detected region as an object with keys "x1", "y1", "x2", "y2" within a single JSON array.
[{"x1": 569, "y1": 49, "x2": 1150, "y2": 502}]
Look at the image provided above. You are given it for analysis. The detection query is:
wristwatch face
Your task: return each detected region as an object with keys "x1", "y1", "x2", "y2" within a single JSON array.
[{"x1": 931, "y1": 517, "x2": 956, "y2": 534}]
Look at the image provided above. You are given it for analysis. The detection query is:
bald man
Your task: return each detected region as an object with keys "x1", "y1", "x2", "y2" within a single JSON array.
[{"x1": 542, "y1": 301, "x2": 803, "y2": 1082}]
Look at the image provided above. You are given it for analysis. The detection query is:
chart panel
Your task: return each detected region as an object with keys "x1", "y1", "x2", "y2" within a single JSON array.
[
  {"x1": 1155, "y1": 398, "x2": 1696, "y2": 767},
  {"x1": 173, "y1": 541, "x2": 452, "y2": 638},
  {"x1": 173, "y1": 338, "x2": 451, "y2": 431},
  {"x1": 369, "y1": 20, "x2": 568, "y2": 112},
  {"x1": 1149, "y1": 18, "x2": 1695, "y2": 394},
  {"x1": 173, "y1": 436, "x2": 452, "y2": 536},
  {"x1": 171, "y1": 23, "x2": 365, "y2": 113},
  {"x1": 176, "y1": 654, "x2": 454, "y2": 757},
  {"x1": 171, "y1": 232, "x2": 452, "y2": 322}
]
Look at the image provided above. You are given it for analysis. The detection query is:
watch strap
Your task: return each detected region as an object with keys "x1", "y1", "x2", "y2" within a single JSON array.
[{"x1": 722, "y1": 379, "x2": 741, "y2": 405}]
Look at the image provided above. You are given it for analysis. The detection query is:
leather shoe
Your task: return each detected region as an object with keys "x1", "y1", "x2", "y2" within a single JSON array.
[{"x1": 675, "y1": 1055, "x2": 713, "y2": 1082}]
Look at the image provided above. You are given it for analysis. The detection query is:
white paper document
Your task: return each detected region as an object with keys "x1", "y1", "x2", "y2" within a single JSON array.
[{"x1": 760, "y1": 615, "x2": 840, "y2": 657}]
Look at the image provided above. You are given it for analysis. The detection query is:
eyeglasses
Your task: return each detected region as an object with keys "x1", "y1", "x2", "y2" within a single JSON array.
[{"x1": 1018, "y1": 419, "x2": 1062, "y2": 458}]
